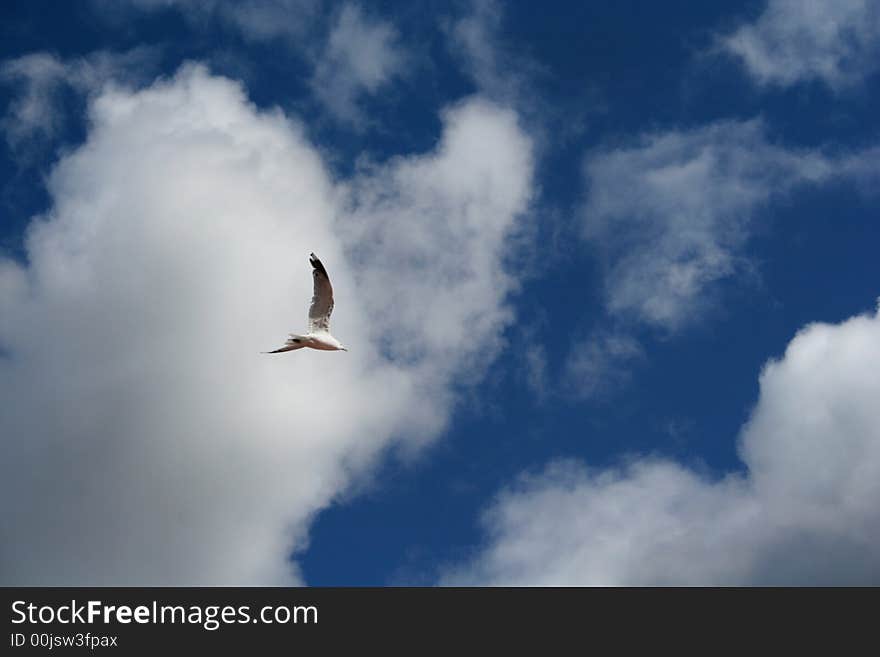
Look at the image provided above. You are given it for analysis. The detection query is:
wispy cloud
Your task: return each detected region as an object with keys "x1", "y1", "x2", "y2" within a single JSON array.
[
  {"x1": 210, "y1": 0, "x2": 321, "y2": 43},
  {"x1": 448, "y1": 0, "x2": 509, "y2": 99},
  {"x1": 446, "y1": 0, "x2": 546, "y2": 112},
  {"x1": 522, "y1": 343, "x2": 549, "y2": 401},
  {"x1": 566, "y1": 118, "x2": 853, "y2": 400},
  {"x1": 720, "y1": 0, "x2": 880, "y2": 89},
  {"x1": 93, "y1": 0, "x2": 321, "y2": 43},
  {"x1": 444, "y1": 302, "x2": 880, "y2": 584},
  {"x1": 583, "y1": 119, "x2": 831, "y2": 332},
  {"x1": 93, "y1": 1, "x2": 408, "y2": 129},
  {"x1": 0, "y1": 48, "x2": 159, "y2": 155},
  {"x1": 310, "y1": 4, "x2": 407, "y2": 127},
  {"x1": 564, "y1": 331, "x2": 643, "y2": 400}
]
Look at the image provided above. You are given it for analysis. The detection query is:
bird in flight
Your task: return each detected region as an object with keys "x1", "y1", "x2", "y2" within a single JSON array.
[{"x1": 264, "y1": 252, "x2": 348, "y2": 354}]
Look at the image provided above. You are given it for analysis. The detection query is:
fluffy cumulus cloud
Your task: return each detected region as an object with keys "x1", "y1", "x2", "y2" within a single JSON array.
[
  {"x1": 444, "y1": 303, "x2": 880, "y2": 585},
  {"x1": 340, "y1": 97, "x2": 533, "y2": 391},
  {"x1": 0, "y1": 64, "x2": 533, "y2": 584},
  {"x1": 721, "y1": 0, "x2": 880, "y2": 89},
  {"x1": 310, "y1": 4, "x2": 406, "y2": 126},
  {"x1": 583, "y1": 119, "x2": 831, "y2": 332}
]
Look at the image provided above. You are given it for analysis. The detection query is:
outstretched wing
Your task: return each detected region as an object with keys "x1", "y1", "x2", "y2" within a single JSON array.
[{"x1": 308, "y1": 252, "x2": 334, "y2": 333}]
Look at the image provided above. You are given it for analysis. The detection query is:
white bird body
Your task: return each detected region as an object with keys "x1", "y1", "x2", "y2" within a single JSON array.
[
  {"x1": 265, "y1": 253, "x2": 348, "y2": 354},
  {"x1": 286, "y1": 332, "x2": 345, "y2": 351}
]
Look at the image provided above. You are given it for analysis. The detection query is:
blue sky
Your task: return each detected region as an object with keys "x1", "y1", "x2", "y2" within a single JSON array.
[{"x1": 2, "y1": 1, "x2": 880, "y2": 585}]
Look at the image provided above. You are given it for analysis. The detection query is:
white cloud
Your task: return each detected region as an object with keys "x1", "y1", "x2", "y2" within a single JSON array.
[
  {"x1": 310, "y1": 4, "x2": 406, "y2": 126},
  {"x1": 0, "y1": 49, "x2": 158, "y2": 152},
  {"x1": 721, "y1": 0, "x2": 880, "y2": 89},
  {"x1": 0, "y1": 64, "x2": 534, "y2": 584},
  {"x1": 444, "y1": 303, "x2": 880, "y2": 585},
  {"x1": 341, "y1": 97, "x2": 532, "y2": 389},
  {"x1": 583, "y1": 119, "x2": 831, "y2": 331}
]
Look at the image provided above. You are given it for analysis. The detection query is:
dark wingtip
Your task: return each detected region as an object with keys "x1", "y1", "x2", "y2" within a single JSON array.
[{"x1": 309, "y1": 252, "x2": 328, "y2": 277}]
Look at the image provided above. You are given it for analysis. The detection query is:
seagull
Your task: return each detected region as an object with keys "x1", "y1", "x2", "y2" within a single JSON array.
[{"x1": 264, "y1": 252, "x2": 348, "y2": 354}]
